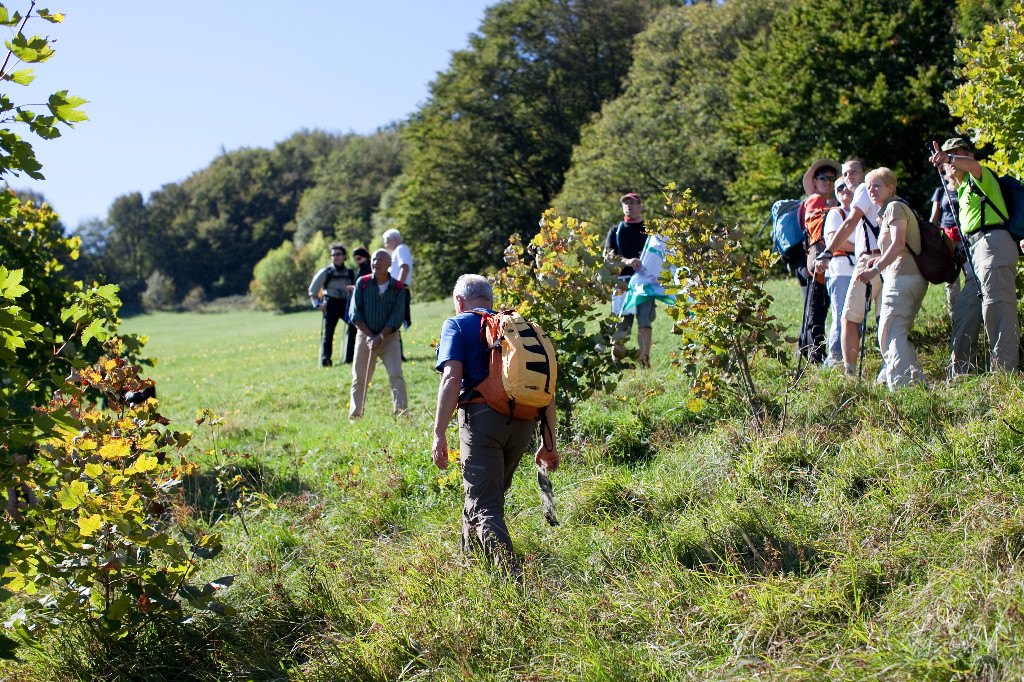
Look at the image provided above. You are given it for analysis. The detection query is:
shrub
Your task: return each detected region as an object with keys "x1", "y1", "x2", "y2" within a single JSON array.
[
  {"x1": 181, "y1": 285, "x2": 206, "y2": 312},
  {"x1": 250, "y1": 232, "x2": 330, "y2": 312},
  {"x1": 491, "y1": 210, "x2": 626, "y2": 430},
  {"x1": 656, "y1": 184, "x2": 787, "y2": 426},
  {"x1": 141, "y1": 269, "x2": 176, "y2": 311}
]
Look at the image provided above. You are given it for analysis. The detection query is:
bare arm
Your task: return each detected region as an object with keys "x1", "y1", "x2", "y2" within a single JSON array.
[
  {"x1": 929, "y1": 141, "x2": 983, "y2": 181},
  {"x1": 824, "y1": 206, "x2": 865, "y2": 253},
  {"x1": 534, "y1": 399, "x2": 559, "y2": 471},
  {"x1": 856, "y1": 218, "x2": 907, "y2": 283},
  {"x1": 432, "y1": 360, "x2": 464, "y2": 470}
]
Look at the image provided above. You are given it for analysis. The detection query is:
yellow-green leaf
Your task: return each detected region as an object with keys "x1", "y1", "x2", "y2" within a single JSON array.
[
  {"x1": 56, "y1": 479, "x2": 89, "y2": 509},
  {"x1": 126, "y1": 454, "x2": 159, "y2": 475},
  {"x1": 77, "y1": 513, "x2": 103, "y2": 536}
]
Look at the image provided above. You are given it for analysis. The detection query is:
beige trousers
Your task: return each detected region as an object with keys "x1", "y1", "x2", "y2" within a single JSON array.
[{"x1": 349, "y1": 330, "x2": 407, "y2": 418}]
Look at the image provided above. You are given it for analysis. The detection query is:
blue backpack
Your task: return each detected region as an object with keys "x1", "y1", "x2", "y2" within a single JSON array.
[
  {"x1": 970, "y1": 172, "x2": 1024, "y2": 241},
  {"x1": 770, "y1": 199, "x2": 805, "y2": 266}
]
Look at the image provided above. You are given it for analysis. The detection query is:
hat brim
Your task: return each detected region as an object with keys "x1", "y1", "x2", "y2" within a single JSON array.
[{"x1": 802, "y1": 159, "x2": 841, "y2": 196}]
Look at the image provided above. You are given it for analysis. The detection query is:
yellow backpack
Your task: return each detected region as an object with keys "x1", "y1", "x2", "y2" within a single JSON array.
[{"x1": 470, "y1": 310, "x2": 556, "y2": 420}]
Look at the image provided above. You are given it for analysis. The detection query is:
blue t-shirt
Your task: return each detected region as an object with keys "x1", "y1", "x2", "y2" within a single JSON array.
[{"x1": 435, "y1": 308, "x2": 493, "y2": 390}]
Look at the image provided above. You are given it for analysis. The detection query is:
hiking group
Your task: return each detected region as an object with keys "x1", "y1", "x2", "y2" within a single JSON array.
[{"x1": 772, "y1": 137, "x2": 1024, "y2": 390}]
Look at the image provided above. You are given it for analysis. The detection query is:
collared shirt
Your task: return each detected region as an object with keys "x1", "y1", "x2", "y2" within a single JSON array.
[
  {"x1": 388, "y1": 242, "x2": 414, "y2": 285},
  {"x1": 351, "y1": 275, "x2": 407, "y2": 334}
]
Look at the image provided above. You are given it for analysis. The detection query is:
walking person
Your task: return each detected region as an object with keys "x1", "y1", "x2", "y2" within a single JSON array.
[
  {"x1": 855, "y1": 168, "x2": 927, "y2": 389},
  {"x1": 823, "y1": 158, "x2": 884, "y2": 377},
  {"x1": 383, "y1": 229, "x2": 413, "y2": 361},
  {"x1": 431, "y1": 274, "x2": 559, "y2": 575},
  {"x1": 930, "y1": 138, "x2": 1019, "y2": 375},
  {"x1": 930, "y1": 173, "x2": 964, "y2": 316},
  {"x1": 348, "y1": 249, "x2": 409, "y2": 419},
  {"x1": 308, "y1": 243, "x2": 355, "y2": 368},
  {"x1": 343, "y1": 247, "x2": 373, "y2": 364}
]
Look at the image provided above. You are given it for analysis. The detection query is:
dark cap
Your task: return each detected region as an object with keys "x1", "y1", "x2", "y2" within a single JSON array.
[
  {"x1": 941, "y1": 137, "x2": 973, "y2": 153},
  {"x1": 352, "y1": 247, "x2": 370, "y2": 260},
  {"x1": 619, "y1": 193, "x2": 641, "y2": 204}
]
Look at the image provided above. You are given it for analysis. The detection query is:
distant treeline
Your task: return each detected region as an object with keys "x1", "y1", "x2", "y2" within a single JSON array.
[{"x1": 57, "y1": 0, "x2": 1012, "y2": 304}]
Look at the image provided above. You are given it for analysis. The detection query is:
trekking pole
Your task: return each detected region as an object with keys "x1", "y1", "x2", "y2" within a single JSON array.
[
  {"x1": 358, "y1": 332, "x2": 374, "y2": 417},
  {"x1": 754, "y1": 213, "x2": 772, "y2": 240},
  {"x1": 858, "y1": 282, "x2": 872, "y2": 379},
  {"x1": 927, "y1": 142, "x2": 980, "y2": 298}
]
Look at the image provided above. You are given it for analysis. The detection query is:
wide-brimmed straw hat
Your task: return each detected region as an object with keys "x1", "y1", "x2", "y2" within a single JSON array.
[{"x1": 802, "y1": 158, "x2": 841, "y2": 196}]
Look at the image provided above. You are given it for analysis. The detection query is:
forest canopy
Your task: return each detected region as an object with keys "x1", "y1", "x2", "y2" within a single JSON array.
[{"x1": 49, "y1": 0, "x2": 1019, "y2": 305}]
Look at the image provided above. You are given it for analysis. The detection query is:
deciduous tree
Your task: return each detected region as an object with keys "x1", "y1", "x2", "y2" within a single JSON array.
[
  {"x1": 385, "y1": 0, "x2": 650, "y2": 299},
  {"x1": 946, "y1": 1, "x2": 1024, "y2": 176}
]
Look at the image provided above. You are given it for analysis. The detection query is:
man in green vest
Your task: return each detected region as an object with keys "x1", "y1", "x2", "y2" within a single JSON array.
[{"x1": 930, "y1": 138, "x2": 1018, "y2": 374}]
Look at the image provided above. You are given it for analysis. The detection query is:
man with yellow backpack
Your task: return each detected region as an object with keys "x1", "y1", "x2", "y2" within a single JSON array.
[{"x1": 431, "y1": 274, "x2": 559, "y2": 576}]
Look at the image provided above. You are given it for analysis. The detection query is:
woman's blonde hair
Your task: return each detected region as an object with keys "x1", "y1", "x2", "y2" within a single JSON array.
[{"x1": 865, "y1": 167, "x2": 897, "y2": 190}]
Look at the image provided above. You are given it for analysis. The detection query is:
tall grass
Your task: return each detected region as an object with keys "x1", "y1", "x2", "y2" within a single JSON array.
[{"x1": 5, "y1": 279, "x2": 1024, "y2": 681}]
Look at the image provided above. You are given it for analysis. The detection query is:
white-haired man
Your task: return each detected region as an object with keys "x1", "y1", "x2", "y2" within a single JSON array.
[
  {"x1": 432, "y1": 274, "x2": 559, "y2": 574},
  {"x1": 383, "y1": 228, "x2": 413, "y2": 359},
  {"x1": 349, "y1": 249, "x2": 408, "y2": 419}
]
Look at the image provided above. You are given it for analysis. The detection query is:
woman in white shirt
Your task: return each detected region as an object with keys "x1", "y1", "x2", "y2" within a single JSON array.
[{"x1": 820, "y1": 180, "x2": 856, "y2": 366}]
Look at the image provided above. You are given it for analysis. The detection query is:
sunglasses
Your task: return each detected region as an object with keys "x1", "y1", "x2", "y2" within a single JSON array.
[{"x1": 814, "y1": 173, "x2": 837, "y2": 181}]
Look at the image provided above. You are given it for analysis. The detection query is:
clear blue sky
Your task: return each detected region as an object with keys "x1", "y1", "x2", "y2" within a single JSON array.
[{"x1": 11, "y1": 1, "x2": 495, "y2": 229}]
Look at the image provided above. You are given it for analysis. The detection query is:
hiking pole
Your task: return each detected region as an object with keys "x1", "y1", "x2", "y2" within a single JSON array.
[
  {"x1": 755, "y1": 213, "x2": 772, "y2": 240},
  {"x1": 797, "y1": 263, "x2": 816, "y2": 362},
  {"x1": 858, "y1": 282, "x2": 871, "y2": 379},
  {"x1": 358, "y1": 332, "x2": 374, "y2": 418},
  {"x1": 927, "y1": 142, "x2": 980, "y2": 299}
]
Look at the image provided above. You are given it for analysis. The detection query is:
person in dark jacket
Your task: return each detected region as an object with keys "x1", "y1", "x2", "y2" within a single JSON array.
[
  {"x1": 604, "y1": 193, "x2": 654, "y2": 368},
  {"x1": 308, "y1": 243, "x2": 355, "y2": 368}
]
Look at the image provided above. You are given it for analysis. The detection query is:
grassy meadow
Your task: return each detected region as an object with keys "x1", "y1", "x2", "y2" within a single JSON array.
[{"x1": 7, "y1": 278, "x2": 1024, "y2": 680}]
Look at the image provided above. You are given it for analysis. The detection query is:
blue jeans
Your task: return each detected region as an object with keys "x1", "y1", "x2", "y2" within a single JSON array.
[{"x1": 825, "y1": 274, "x2": 852, "y2": 362}]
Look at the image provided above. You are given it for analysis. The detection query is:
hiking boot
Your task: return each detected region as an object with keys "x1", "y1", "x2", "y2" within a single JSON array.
[{"x1": 638, "y1": 355, "x2": 650, "y2": 370}]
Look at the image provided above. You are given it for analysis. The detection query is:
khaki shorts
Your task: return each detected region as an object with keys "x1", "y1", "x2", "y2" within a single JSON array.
[
  {"x1": 842, "y1": 253, "x2": 883, "y2": 324},
  {"x1": 618, "y1": 299, "x2": 656, "y2": 331}
]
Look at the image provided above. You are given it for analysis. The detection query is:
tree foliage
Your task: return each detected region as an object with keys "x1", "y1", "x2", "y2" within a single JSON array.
[
  {"x1": 250, "y1": 231, "x2": 327, "y2": 312},
  {"x1": 384, "y1": 0, "x2": 650, "y2": 299},
  {"x1": 946, "y1": 1, "x2": 1024, "y2": 176},
  {"x1": 725, "y1": 0, "x2": 960, "y2": 226},
  {"x1": 0, "y1": 4, "x2": 85, "y2": 216},
  {"x1": 555, "y1": 0, "x2": 779, "y2": 229},
  {"x1": 557, "y1": 0, "x2": 965, "y2": 242},
  {"x1": 491, "y1": 210, "x2": 625, "y2": 429},
  {"x1": 70, "y1": 126, "x2": 402, "y2": 307},
  {"x1": 293, "y1": 124, "x2": 404, "y2": 249},
  {"x1": 0, "y1": 7, "x2": 230, "y2": 656},
  {"x1": 656, "y1": 185, "x2": 786, "y2": 424}
]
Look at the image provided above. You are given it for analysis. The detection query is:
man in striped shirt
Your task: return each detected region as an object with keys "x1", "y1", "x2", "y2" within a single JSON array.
[{"x1": 349, "y1": 249, "x2": 409, "y2": 419}]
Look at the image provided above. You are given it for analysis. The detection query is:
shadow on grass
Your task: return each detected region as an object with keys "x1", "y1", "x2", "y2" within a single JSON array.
[
  {"x1": 42, "y1": 570, "x2": 373, "y2": 682},
  {"x1": 671, "y1": 517, "x2": 825, "y2": 578},
  {"x1": 180, "y1": 457, "x2": 314, "y2": 525}
]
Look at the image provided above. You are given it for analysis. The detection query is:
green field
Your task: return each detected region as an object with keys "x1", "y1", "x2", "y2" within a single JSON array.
[{"x1": 7, "y1": 278, "x2": 1024, "y2": 681}]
